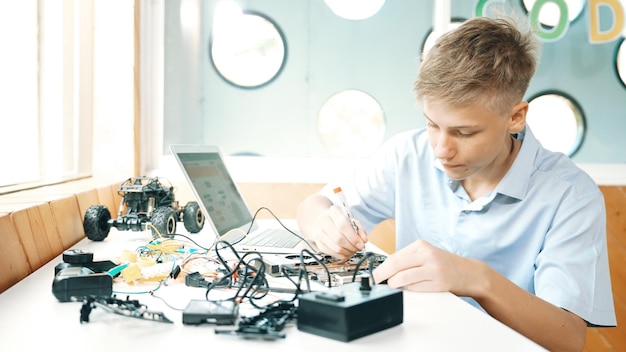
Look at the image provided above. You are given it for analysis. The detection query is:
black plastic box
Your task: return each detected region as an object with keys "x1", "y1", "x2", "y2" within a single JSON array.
[{"x1": 297, "y1": 281, "x2": 403, "y2": 341}]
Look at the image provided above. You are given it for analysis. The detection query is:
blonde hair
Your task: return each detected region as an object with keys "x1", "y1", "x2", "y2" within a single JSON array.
[{"x1": 414, "y1": 15, "x2": 541, "y2": 115}]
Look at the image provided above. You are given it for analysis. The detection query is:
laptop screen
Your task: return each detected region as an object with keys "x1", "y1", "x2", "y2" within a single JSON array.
[{"x1": 175, "y1": 150, "x2": 253, "y2": 235}]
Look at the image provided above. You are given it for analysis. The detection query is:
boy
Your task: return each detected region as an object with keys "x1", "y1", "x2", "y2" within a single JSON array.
[{"x1": 296, "y1": 15, "x2": 616, "y2": 351}]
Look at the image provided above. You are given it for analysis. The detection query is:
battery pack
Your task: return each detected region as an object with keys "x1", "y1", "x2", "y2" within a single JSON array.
[
  {"x1": 297, "y1": 280, "x2": 403, "y2": 341},
  {"x1": 182, "y1": 299, "x2": 239, "y2": 325}
]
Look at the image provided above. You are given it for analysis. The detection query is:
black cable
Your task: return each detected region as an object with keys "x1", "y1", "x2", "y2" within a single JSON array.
[
  {"x1": 238, "y1": 206, "x2": 317, "y2": 253},
  {"x1": 213, "y1": 240, "x2": 242, "y2": 269},
  {"x1": 167, "y1": 232, "x2": 212, "y2": 252},
  {"x1": 204, "y1": 246, "x2": 277, "y2": 309},
  {"x1": 277, "y1": 268, "x2": 305, "y2": 300},
  {"x1": 234, "y1": 252, "x2": 269, "y2": 308},
  {"x1": 282, "y1": 249, "x2": 332, "y2": 290},
  {"x1": 302, "y1": 248, "x2": 333, "y2": 288},
  {"x1": 350, "y1": 251, "x2": 379, "y2": 284}
]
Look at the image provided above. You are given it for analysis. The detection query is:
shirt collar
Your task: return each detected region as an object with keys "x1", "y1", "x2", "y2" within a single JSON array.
[
  {"x1": 433, "y1": 125, "x2": 539, "y2": 201},
  {"x1": 496, "y1": 125, "x2": 538, "y2": 200}
]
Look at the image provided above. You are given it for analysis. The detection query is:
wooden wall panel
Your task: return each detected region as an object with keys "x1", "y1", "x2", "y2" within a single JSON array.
[
  {"x1": 368, "y1": 219, "x2": 396, "y2": 254},
  {"x1": 48, "y1": 196, "x2": 84, "y2": 249},
  {"x1": 75, "y1": 189, "x2": 100, "y2": 222},
  {"x1": 236, "y1": 182, "x2": 324, "y2": 219},
  {"x1": 583, "y1": 187, "x2": 626, "y2": 351},
  {"x1": 0, "y1": 214, "x2": 31, "y2": 293},
  {"x1": 600, "y1": 186, "x2": 626, "y2": 249},
  {"x1": 585, "y1": 228, "x2": 626, "y2": 351},
  {"x1": 96, "y1": 185, "x2": 117, "y2": 215},
  {"x1": 111, "y1": 182, "x2": 122, "y2": 212},
  {"x1": 585, "y1": 329, "x2": 614, "y2": 352},
  {"x1": 11, "y1": 209, "x2": 47, "y2": 271},
  {"x1": 36, "y1": 202, "x2": 65, "y2": 254}
]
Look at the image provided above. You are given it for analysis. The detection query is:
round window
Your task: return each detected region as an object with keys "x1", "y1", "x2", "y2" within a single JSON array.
[
  {"x1": 323, "y1": 0, "x2": 385, "y2": 20},
  {"x1": 421, "y1": 19, "x2": 465, "y2": 57},
  {"x1": 522, "y1": 0, "x2": 584, "y2": 27},
  {"x1": 317, "y1": 90, "x2": 386, "y2": 157},
  {"x1": 210, "y1": 9, "x2": 286, "y2": 88},
  {"x1": 526, "y1": 92, "x2": 585, "y2": 156}
]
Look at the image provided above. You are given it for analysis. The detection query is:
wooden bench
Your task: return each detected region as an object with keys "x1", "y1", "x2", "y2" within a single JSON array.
[{"x1": 0, "y1": 179, "x2": 121, "y2": 293}]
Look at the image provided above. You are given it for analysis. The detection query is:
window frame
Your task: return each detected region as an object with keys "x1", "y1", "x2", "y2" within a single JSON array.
[{"x1": 0, "y1": 0, "x2": 94, "y2": 195}]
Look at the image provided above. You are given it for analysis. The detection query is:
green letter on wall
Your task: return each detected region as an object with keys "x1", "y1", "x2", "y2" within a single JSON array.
[{"x1": 529, "y1": 0, "x2": 569, "y2": 42}]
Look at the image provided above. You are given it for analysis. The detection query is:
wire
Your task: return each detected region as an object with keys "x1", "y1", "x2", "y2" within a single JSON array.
[
  {"x1": 275, "y1": 249, "x2": 332, "y2": 292},
  {"x1": 211, "y1": 228, "x2": 250, "y2": 251},
  {"x1": 280, "y1": 267, "x2": 307, "y2": 297},
  {"x1": 213, "y1": 240, "x2": 242, "y2": 268},
  {"x1": 113, "y1": 280, "x2": 164, "y2": 295},
  {"x1": 299, "y1": 249, "x2": 332, "y2": 288},
  {"x1": 149, "y1": 291, "x2": 187, "y2": 311},
  {"x1": 243, "y1": 206, "x2": 318, "y2": 253},
  {"x1": 166, "y1": 232, "x2": 211, "y2": 253},
  {"x1": 350, "y1": 252, "x2": 380, "y2": 284},
  {"x1": 202, "y1": 243, "x2": 302, "y2": 310},
  {"x1": 179, "y1": 253, "x2": 221, "y2": 278},
  {"x1": 145, "y1": 222, "x2": 163, "y2": 239}
]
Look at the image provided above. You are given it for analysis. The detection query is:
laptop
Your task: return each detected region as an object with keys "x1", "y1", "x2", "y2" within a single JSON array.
[{"x1": 169, "y1": 144, "x2": 316, "y2": 255}]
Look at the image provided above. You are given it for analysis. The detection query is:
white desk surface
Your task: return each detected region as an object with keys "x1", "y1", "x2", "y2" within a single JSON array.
[{"x1": 0, "y1": 228, "x2": 546, "y2": 352}]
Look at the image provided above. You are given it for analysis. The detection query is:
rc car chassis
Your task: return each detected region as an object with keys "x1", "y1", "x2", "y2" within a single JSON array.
[{"x1": 83, "y1": 176, "x2": 205, "y2": 241}]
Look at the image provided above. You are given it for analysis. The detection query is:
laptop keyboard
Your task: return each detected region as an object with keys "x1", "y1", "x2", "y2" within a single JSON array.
[{"x1": 249, "y1": 228, "x2": 302, "y2": 248}]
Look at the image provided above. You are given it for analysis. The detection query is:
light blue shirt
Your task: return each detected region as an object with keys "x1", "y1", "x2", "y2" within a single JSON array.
[{"x1": 321, "y1": 126, "x2": 616, "y2": 327}]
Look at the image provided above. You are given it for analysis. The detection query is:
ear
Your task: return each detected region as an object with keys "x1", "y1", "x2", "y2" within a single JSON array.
[{"x1": 508, "y1": 101, "x2": 528, "y2": 134}]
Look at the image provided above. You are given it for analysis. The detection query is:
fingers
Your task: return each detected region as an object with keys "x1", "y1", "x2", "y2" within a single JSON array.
[
  {"x1": 376, "y1": 266, "x2": 427, "y2": 290},
  {"x1": 354, "y1": 219, "x2": 368, "y2": 243},
  {"x1": 374, "y1": 240, "x2": 455, "y2": 293},
  {"x1": 373, "y1": 252, "x2": 413, "y2": 285},
  {"x1": 377, "y1": 265, "x2": 449, "y2": 292},
  {"x1": 313, "y1": 205, "x2": 367, "y2": 260},
  {"x1": 373, "y1": 239, "x2": 476, "y2": 295},
  {"x1": 374, "y1": 240, "x2": 429, "y2": 283}
]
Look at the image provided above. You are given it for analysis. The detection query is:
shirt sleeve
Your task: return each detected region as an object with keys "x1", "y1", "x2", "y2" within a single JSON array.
[
  {"x1": 534, "y1": 188, "x2": 616, "y2": 327},
  {"x1": 320, "y1": 131, "x2": 418, "y2": 232}
]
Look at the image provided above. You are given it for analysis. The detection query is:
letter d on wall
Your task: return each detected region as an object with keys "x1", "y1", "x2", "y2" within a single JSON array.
[{"x1": 589, "y1": 0, "x2": 625, "y2": 43}]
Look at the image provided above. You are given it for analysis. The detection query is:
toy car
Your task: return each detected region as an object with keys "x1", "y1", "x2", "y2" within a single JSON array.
[{"x1": 83, "y1": 176, "x2": 205, "y2": 241}]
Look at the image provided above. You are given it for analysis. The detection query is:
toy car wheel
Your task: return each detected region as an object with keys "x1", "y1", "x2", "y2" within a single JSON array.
[
  {"x1": 150, "y1": 206, "x2": 177, "y2": 238},
  {"x1": 83, "y1": 205, "x2": 112, "y2": 241},
  {"x1": 183, "y1": 201, "x2": 205, "y2": 233}
]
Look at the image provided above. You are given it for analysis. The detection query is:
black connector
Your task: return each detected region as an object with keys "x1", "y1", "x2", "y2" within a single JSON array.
[
  {"x1": 359, "y1": 276, "x2": 371, "y2": 292},
  {"x1": 170, "y1": 265, "x2": 181, "y2": 279},
  {"x1": 185, "y1": 272, "x2": 210, "y2": 288}
]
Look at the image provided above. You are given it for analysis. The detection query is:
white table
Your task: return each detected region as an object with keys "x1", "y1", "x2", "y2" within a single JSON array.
[{"x1": 0, "y1": 228, "x2": 546, "y2": 351}]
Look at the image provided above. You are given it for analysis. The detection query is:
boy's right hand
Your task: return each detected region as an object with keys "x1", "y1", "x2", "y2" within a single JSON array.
[{"x1": 309, "y1": 205, "x2": 368, "y2": 261}]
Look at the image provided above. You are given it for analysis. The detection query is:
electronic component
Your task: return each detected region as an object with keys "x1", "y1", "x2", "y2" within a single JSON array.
[
  {"x1": 63, "y1": 249, "x2": 94, "y2": 264},
  {"x1": 261, "y1": 253, "x2": 318, "y2": 276},
  {"x1": 54, "y1": 253, "x2": 117, "y2": 276},
  {"x1": 182, "y1": 299, "x2": 239, "y2": 325},
  {"x1": 52, "y1": 249, "x2": 116, "y2": 302},
  {"x1": 185, "y1": 271, "x2": 211, "y2": 288},
  {"x1": 53, "y1": 267, "x2": 113, "y2": 302},
  {"x1": 297, "y1": 278, "x2": 403, "y2": 341},
  {"x1": 79, "y1": 295, "x2": 173, "y2": 324},
  {"x1": 282, "y1": 252, "x2": 387, "y2": 286},
  {"x1": 215, "y1": 302, "x2": 297, "y2": 340}
]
